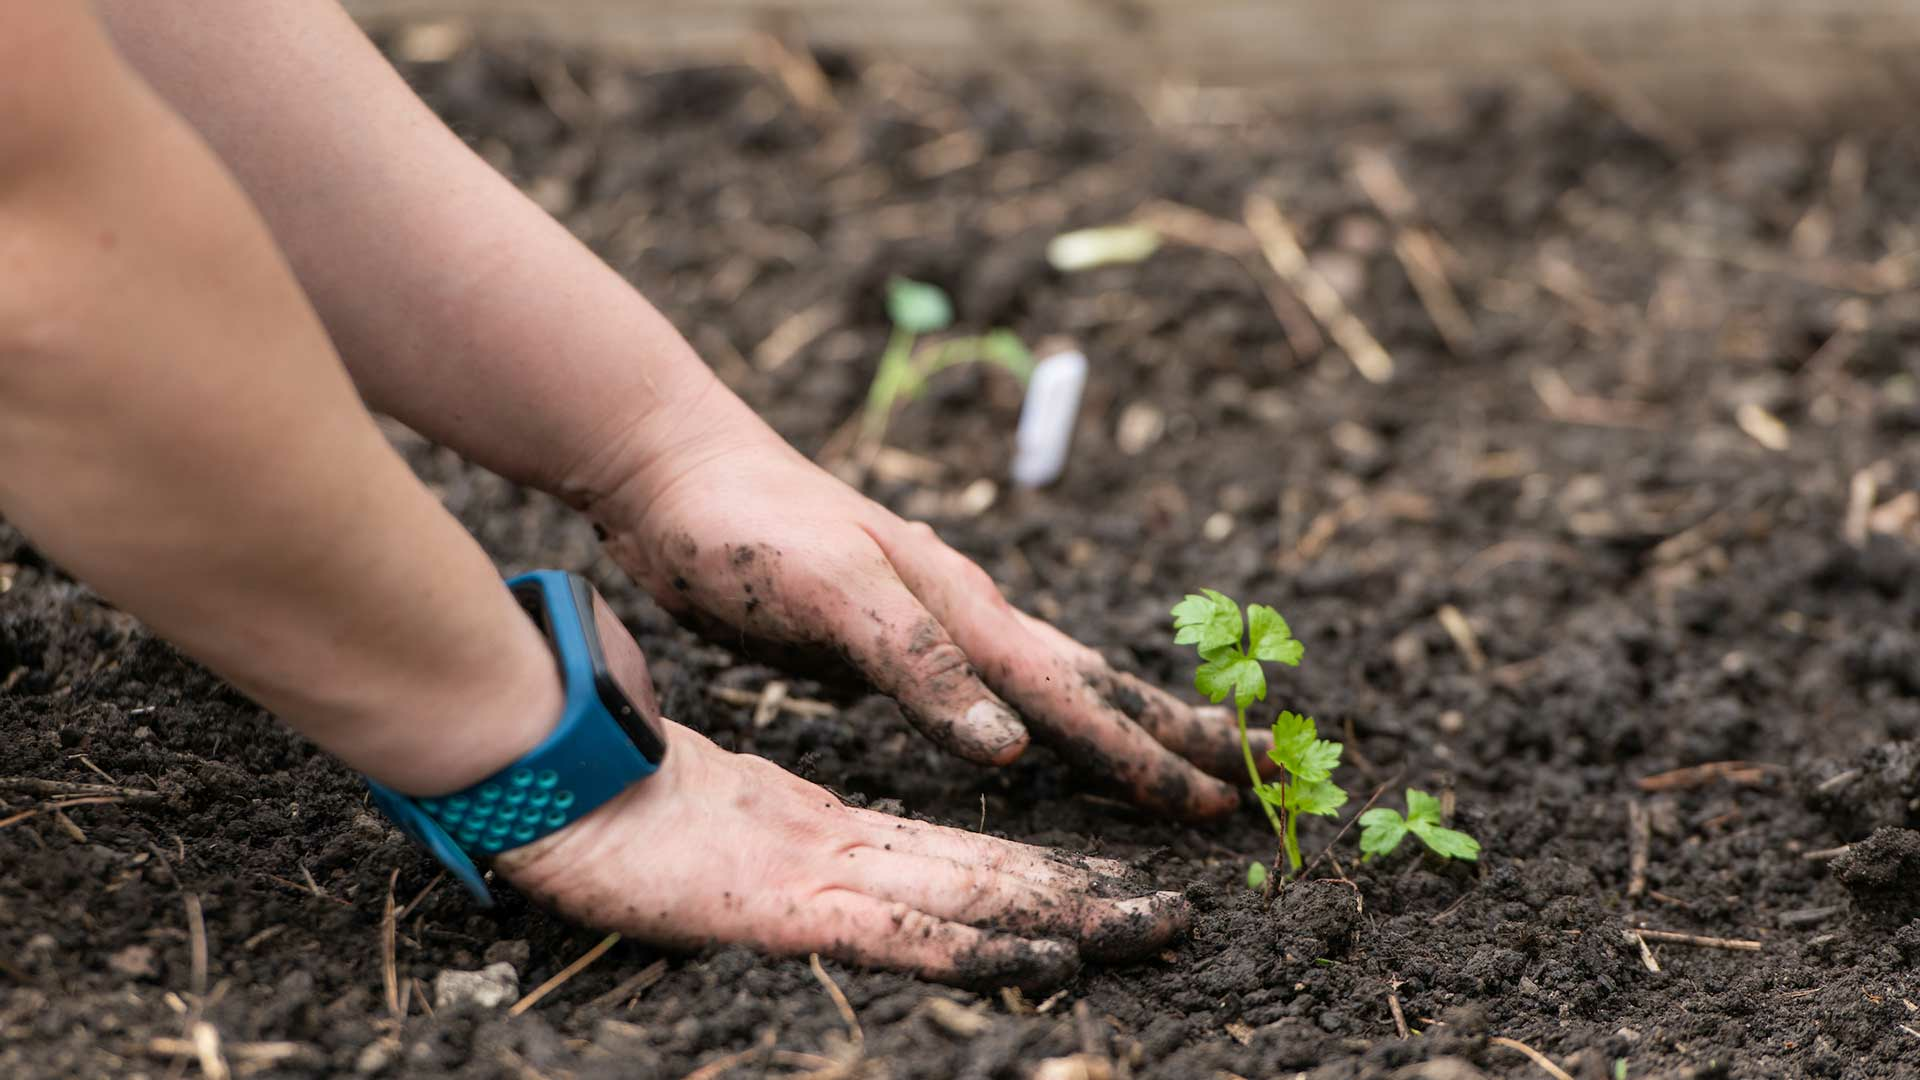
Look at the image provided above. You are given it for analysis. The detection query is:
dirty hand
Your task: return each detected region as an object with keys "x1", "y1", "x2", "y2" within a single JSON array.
[
  {"x1": 495, "y1": 652, "x2": 1187, "y2": 989},
  {"x1": 594, "y1": 426, "x2": 1263, "y2": 821}
]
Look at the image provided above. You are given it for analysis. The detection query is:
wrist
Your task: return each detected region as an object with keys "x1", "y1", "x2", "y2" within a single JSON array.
[{"x1": 343, "y1": 600, "x2": 566, "y2": 797}]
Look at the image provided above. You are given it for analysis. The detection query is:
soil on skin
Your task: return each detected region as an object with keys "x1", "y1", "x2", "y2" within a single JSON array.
[{"x1": 5, "y1": 33, "x2": 1920, "y2": 1080}]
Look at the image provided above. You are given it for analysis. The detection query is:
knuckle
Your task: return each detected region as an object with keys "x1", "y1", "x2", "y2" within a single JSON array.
[{"x1": 909, "y1": 640, "x2": 975, "y2": 691}]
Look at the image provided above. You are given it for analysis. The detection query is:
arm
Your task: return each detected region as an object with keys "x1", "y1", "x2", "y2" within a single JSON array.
[
  {"x1": 0, "y1": 4, "x2": 1185, "y2": 986},
  {"x1": 0, "y1": 3, "x2": 560, "y2": 797},
  {"x1": 98, "y1": 2, "x2": 1259, "y2": 819}
]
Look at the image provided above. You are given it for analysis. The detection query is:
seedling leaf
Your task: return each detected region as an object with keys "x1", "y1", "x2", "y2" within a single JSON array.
[
  {"x1": 1247, "y1": 604, "x2": 1304, "y2": 666},
  {"x1": 1357, "y1": 807, "x2": 1408, "y2": 859},
  {"x1": 1404, "y1": 789, "x2": 1443, "y2": 827},
  {"x1": 885, "y1": 277, "x2": 954, "y2": 334},
  {"x1": 1252, "y1": 781, "x2": 1287, "y2": 807},
  {"x1": 1268, "y1": 711, "x2": 1340, "y2": 783},
  {"x1": 1246, "y1": 862, "x2": 1268, "y2": 890},
  {"x1": 1195, "y1": 652, "x2": 1265, "y2": 711},
  {"x1": 1172, "y1": 589, "x2": 1243, "y2": 658},
  {"x1": 1284, "y1": 778, "x2": 1348, "y2": 817},
  {"x1": 1409, "y1": 822, "x2": 1482, "y2": 860}
]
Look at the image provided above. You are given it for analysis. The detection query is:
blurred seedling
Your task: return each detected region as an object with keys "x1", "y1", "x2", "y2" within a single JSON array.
[
  {"x1": 1171, "y1": 589, "x2": 1346, "y2": 882},
  {"x1": 859, "y1": 277, "x2": 1034, "y2": 453},
  {"x1": 1358, "y1": 789, "x2": 1480, "y2": 863}
]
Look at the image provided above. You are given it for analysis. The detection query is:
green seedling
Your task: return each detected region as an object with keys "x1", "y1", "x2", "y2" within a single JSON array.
[
  {"x1": 861, "y1": 277, "x2": 1035, "y2": 448},
  {"x1": 1171, "y1": 589, "x2": 1344, "y2": 878},
  {"x1": 1357, "y1": 789, "x2": 1480, "y2": 862},
  {"x1": 1260, "y1": 710, "x2": 1349, "y2": 876}
]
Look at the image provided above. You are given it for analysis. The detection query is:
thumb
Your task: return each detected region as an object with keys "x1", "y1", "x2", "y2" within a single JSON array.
[{"x1": 830, "y1": 567, "x2": 1030, "y2": 766}]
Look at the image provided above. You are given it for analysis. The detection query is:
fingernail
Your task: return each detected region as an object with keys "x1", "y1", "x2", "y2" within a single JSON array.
[{"x1": 967, "y1": 701, "x2": 1029, "y2": 763}]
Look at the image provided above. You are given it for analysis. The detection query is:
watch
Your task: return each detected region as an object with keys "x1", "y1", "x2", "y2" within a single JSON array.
[{"x1": 363, "y1": 569, "x2": 668, "y2": 904}]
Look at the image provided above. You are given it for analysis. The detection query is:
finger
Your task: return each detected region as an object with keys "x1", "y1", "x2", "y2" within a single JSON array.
[
  {"x1": 835, "y1": 847, "x2": 1188, "y2": 962},
  {"x1": 872, "y1": 522, "x2": 1239, "y2": 820},
  {"x1": 826, "y1": 561, "x2": 1031, "y2": 767},
  {"x1": 847, "y1": 805, "x2": 1138, "y2": 888},
  {"x1": 770, "y1": 888, "x2": 1080, "y2": 992},
  {"x1": 1010, "y1": 612, "x2": 1277, "y2": 782}
]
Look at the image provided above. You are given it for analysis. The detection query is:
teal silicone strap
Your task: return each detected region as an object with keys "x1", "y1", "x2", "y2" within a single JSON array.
[{"x1": 363, "y1": 570, "x2": 661, "y2": 904}]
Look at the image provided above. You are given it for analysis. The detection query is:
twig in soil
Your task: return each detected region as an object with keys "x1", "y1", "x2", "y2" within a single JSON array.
[
  {"x1": 1244, "y1": 191, "x2": 1394, "y2": 383},
  {"x1": 1035, "y1": 989, "x2": 1070, "y2": 1014},
  {"x1": 1634, "y1": 761, "x2": 1782, "y2": 793},
  {"x1": 586, "y1": 958, "x2": 669, "y2": 1011},
  {"x1": 808, "y1": 954, "x2": 865, "y2": 1054},
  {"x1": 1490, "y1": 1035, "x2": 1577, "y2": 1080},
  {"x1": 1630, "y1": 928, "x2": 1762, "y2": 952},
  {"x1": 1845, "y1": 466, "x2": 1880, "y2": 548},
  {"x1": 189, "y1": 1022, "x2": 231, "y2": 1080},
  {"x1": 0, "y1": 794, "x2": 134, "y2": 830},
  {"x1": 1547, "y1": 48, "x2": 1698, "y2": 161},
  {"x1": 706, "y1": 685, "x2": 838, "y2": 719},
  {"x1": 680, "y1": 1031, "x2": 777, "y2": 1080},
  {"x1": 184, "y1": 894, "x2": 209, "y2": 999},
  {"x1": 71, "y1": 755, "x2": 118, "y2": 785},
  {"x1": 51, "y1": 809, "x2": 87, "y2": 844},
  {"x1": 1386, "y1": 990, "x2": 1410, "y2": 1039},
  {"x1": 396, "y1": 870, "x2": 444, "y2": 921},
  {"x1": 509, "y1": 932, "x2": 622, "y2": 1017},
  {"x1": 1531, "y1": 368, "x2": 1659, "y2": 429},
  {"x1": 1626, "y1": 799, "x2": 1650, "y2": 900},
  {"x1": 1434, "y1": 605, "x2": 1486, "y2": 673},
  {"x1": 753, "y1": 303, "x2": 839, "y2": 373},
  {"x1": 1901, "y1": 1024, "x2": 1920, "y2": 1042},
  {"x1": 1801, "y1": 845, "x2": 1852, "y2": 861},
  {"x1": 1130, "y1": 198, "x2": 1323, "y2": 358},
  {"x1": 1454, "y1": 539, "x2": 1583, "y2": 587},
  {"x1": 743, "y1": 33, "x2": 837, "y2": 112},
  {"x1": 1347, "y1": 147, "x2": 1475, "y2": 357},
  {"x1": 379, "y1": 870, "x2": 402, "y2": 1019},
  {"x1": 143, "y1": 1037, "x2": 312, "y2": 1068},
  {"x1": 1734, "y1": 403, "x2": 1791, "y2": 452},
  {"x1": 297, "y1": 862, "x2": 325, "y2": 900},
  {"x1": 0, "y1": 776, "x2": 161, "y2": 800},
  {"x1": 1623, "y1": 930, "x2": 1661, "y2": 973}
]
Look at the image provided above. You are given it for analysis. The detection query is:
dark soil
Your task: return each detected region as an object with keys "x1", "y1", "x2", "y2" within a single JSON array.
[{"x1": 6, "y1": 30, "x2": 1920, "y2": 1080}]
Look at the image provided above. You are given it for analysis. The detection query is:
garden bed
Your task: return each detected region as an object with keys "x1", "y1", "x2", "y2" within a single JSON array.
[{"x1": 4, "y1": 33, "x2": 1919, "y2": 1079}]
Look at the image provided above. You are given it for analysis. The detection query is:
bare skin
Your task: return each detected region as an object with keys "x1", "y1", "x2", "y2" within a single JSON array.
[{"x1": 0, "y1": 4, "x2": 1225, "y2": 981}]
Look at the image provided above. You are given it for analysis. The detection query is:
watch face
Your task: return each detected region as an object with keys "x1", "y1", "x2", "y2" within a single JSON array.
[{"x1": 512, "y1": 576, "x2": 668, "y2": 765}]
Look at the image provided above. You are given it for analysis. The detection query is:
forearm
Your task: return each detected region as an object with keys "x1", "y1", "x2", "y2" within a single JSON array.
[
  {"x1": 0, "y1": 7, "x2": 557, "y2": 794},
  {"x1": 97, "y1": 2, "x2": 769, "y2": 516}
]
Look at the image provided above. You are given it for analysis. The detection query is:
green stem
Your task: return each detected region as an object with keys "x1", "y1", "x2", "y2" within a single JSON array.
[
  {"x1": 1237, "y1": 704, "x2": 1284, "y2": 838},
  {"x1": 863, "y1": 327, "x2": 916, "y2": 440},
  {"x1": 1283, "y1": 805, "x2": 1302, "y2": 874}
]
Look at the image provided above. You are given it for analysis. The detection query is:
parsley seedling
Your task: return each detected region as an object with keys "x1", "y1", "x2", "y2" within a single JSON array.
[
  {"x1": 1172, "y1": 589, "x2": 1344, "y2": 877},
  {"x1": 861, "y1": 278, "x2": 1035, "y2": 451},
  {"x1": 1357, "y1": 789, "x2": 1480, "y2": 862}
]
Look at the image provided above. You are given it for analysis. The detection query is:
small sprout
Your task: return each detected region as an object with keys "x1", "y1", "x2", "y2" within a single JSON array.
[
  {"x1": 1172, "y1": 589, "x2": 1335, "y2": 877},
  {"x1": 1246, "y1": 861, "x2": 1268, "y2": 891},
  {"x1": 1254, "y1": 711, "x2": 1348, "y2": 874},
  {"x1": 1614, "y1": 1060, "x2": 1629, "y2": 1080},
  {"x1": 1046, "y1": 224, "x2": 1161, "y2": 272},
  {"x1": 884, "y1": 276, "x2": 954, "y2": 334},
  {"x1": 1358, "y1": 789, "x2": 1481, "y2": 863},
  {"x1": 861, "y1": 278, "x2": 1034, "y2": 451}
]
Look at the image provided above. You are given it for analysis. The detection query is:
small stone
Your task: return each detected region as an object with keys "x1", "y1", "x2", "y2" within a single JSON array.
[
  {"x1": 1437, "y1": 710, "x2": 1465, "y2": 735},
  {"x1": 483, "y1": 939, "x2": 530, "y2": 971},
  {"x1": 1114, "y1": 402, "x2": 1165, "y2": 456},
  {"x1": 355, "y1": 1040, "x2": 394, "y2": 1075},
  {"x1": 433, "y1": 961, "x2": 520, "y2": 1010},
  {"x1": 108, "y1": 945, "x2": 158, "y2": 979},
  {"x1": 1202, "y1": 512, "x2": 1234, "y2": 541}
]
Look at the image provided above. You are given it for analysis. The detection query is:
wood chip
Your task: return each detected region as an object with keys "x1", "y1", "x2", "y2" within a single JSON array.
[
  {"x1": 1435, "y1": 604, "x2": 1486, "y2": 672},
  {"x1": 1624, "y1": 930, "x2": 1661, "y2": 973},
  {"x1": 921, "y1": 997, "x2": 991, "y2": 1038},
  {"x1": 1735, "y1": 402, "x2": 1791, "y2": 451}
]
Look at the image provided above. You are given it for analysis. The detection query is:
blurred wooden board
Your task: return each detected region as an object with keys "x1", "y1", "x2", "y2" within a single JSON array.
[{"x1": 345, "y1": 0, "x2": 1920, "y2": 127}]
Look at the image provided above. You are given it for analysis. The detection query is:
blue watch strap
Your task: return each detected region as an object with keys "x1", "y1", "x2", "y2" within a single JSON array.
[{"x1": 363, "y1": 570, "x2": 662, "y2": 905}]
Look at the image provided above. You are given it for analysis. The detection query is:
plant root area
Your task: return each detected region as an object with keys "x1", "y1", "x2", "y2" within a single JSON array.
[{"x1": 5, "y1": 35, "x2": 1920, "y2": 1080}]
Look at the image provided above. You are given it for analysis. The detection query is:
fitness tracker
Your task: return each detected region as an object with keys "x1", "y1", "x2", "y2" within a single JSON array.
[{"x1": 363, "y1": 570, "x2": 667, "y2": 904}]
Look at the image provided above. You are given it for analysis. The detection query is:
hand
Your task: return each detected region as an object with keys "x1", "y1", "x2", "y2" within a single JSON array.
[
  {"x1": 495, "y1": 719, "x2": 1189, "y2": 990},
  {"x1": 594, "y1": 428, "x2": 1267, "y2": 821}
]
